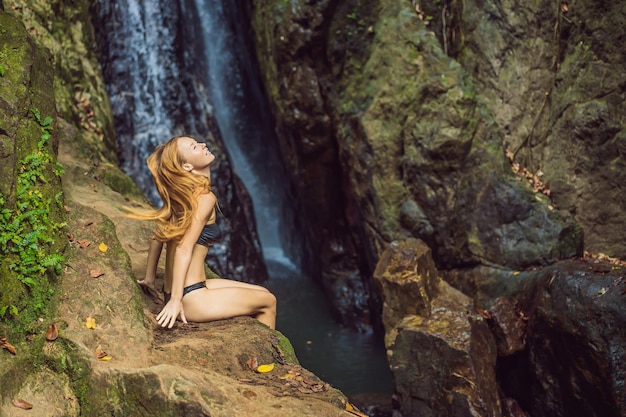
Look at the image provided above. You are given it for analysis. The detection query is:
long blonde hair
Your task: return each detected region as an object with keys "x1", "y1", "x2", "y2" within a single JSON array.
[{"x1": 127, "y1": 136, "x2": 211, "y2": 242}]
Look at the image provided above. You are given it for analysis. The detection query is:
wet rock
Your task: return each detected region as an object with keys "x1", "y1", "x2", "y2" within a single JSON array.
[
  {"x1": 501, "y1": 397, "x2": 529, "y2": 417},
  {"x1": 374, "y1": 239, "x2": 440, "y2": 333},
  {"x1": 374, "y1": 239, "x2": 501, "y2": 417},
  {"x1": 516, "y1": 262, "x2": 626, "y2": 417},
  {"x1": 451, "y1": 259, "x2": 626, "y2": 417},
  {"x1": 487, "y1": 296, "x2": 526, "y2": 356}
]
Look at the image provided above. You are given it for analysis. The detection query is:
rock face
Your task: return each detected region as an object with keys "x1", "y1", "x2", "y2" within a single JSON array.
[
  {"x1": 456, "y1": 0, "x2": 626, "y2": 259},
  {"x1": 374, "y1": 239, "x2": 501, "y2": 417},
  {"x1": 0, "y1": 4, "x2": 66, "y2": 333},
  {"x1": 445, "y1": 259, "x2": 626, "y2": 417},
  {"x1": 249, "y1": 2, "x2": 625, "y2": 413},
  {"x1": 249, "y1": 0, "x2": 590, "y2": 328},
  {"x1": 496, "y1": 261, "x2": 626, "y2": 417}
]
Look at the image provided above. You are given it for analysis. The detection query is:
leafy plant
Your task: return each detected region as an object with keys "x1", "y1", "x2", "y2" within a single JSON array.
[
  {"x1": 0, "y1": 109, "x2": 66, "y2": 323},
  {"x1": 0, "y1": 51, "x2": 5, "y2": 77}
]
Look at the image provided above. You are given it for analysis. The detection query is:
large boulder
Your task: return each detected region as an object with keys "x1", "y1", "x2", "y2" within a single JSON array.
[
  {"x1": 446, "y1": 258, "x2": 626, "y2": 417},
  {"x1": 374, "y1": 239, "x2": 500, "y2": 417}
]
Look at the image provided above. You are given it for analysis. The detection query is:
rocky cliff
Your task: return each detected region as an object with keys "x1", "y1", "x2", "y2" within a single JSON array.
[
  {"x1": 249, "y1": 0, "x2": 624, "y2": 328},
  {"x1": 248, "y1": 0, "x2": 626, "y2": 415},
  {"x1": 0, "y1": 2, "x2": 352, "y2": 415}
]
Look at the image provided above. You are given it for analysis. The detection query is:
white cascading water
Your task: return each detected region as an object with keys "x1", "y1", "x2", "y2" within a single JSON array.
[
  {"x1": 193, "y1": 0, "x2": 297, "y2": 268},
  {"x1": 104, "y1": 0, "x2": 176, "y2": 203}
]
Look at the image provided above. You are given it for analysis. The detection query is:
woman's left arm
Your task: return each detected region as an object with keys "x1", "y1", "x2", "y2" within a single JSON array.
[{"x1": 156, "y1": 192, "x2": 216, "y2": 328}]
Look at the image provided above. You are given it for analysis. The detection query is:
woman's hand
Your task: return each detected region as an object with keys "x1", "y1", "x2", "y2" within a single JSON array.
[
  {"x1": 137, "y1": 279, "x2": 162, "y2": 303},
  {"x1": 156, "y1": 298, "x2": 188, "y2": 328}
]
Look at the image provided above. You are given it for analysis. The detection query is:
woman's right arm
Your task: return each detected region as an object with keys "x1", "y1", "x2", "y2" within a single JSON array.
[{"x1": 156, "y1": 192, "x2": 216, "y2": 328}]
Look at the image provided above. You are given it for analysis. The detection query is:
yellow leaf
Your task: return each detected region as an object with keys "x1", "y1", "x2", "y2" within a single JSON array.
[
  {"x1": 512, "y1": 271, "x2": 520, "y2": 275},
  {"x1": 256, "y1": 363, "x2": 275, "y2": 373},
  {"x1": 98, "y1": 242, "x2": 108, "y2": 253},
  {"x1": 345, "y1": 402, "x2": 369, "y2": 417},
  {"x1": 99, "y1": 355, "x2": 112, "y2": 361},
  {"x1": 85, "y1": 317, "x2": 96, "y2": 329}
]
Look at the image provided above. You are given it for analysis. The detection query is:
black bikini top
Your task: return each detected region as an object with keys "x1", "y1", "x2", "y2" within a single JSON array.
[
  {"x1": 196, "y1": 222, "x2": 220, "y2": 247},
  {"x1": 195, "y1": 195, "x2": 224, "y2": 247}
]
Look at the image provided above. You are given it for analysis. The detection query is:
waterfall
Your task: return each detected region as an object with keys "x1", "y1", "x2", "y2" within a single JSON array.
[
  {"x1": 95, "y1": 0, "x2": 179, "y2": 203},
  {"x1": 192, "y1": 0, "x2": 300, "y2": 269}
]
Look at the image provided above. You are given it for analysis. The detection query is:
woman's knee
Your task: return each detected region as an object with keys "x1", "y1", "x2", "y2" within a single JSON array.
[{"x1": 265, "y1": 291, "x2": 277, "y2": 309}]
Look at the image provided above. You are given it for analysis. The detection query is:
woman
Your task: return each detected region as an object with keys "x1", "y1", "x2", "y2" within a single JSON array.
[{"x1": 130, "y1": 136, "x2": 276, "y2": 329}]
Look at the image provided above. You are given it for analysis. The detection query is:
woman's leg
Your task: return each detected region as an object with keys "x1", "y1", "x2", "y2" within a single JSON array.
[
  {"x1": 183, "y1": 286, "x2": 277, "y2": 329},
  {"x1": 204, "y1": 278, "x2": 270, "y2": 292}
]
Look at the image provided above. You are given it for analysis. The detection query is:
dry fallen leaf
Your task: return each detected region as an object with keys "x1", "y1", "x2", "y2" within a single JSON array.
[
  {"x1": 0, "y1": 336, "x2": 17, "y2": 355},
  {"x1": 256, "y1": 363, "x2": 275, "y2": 373},
  {"x1": 297, "y1": 386, "x2": 313, "y2": 394},
  {"x1": 85, "y1": 317, "x2": 96, "y2": 329},
  {"x1": 246, "y1": 356, "x2": 258, "y2": 371},
  {"x1": 89, "y1": 269, "x2": 104, "y2": 278},
  {"x1": 12, "y1": 398, "x2": 33, "y2": 410},
  {"x1": 95, "y1": 346, "x2": 111, "y2": 361},
  {"x1": 77, "y1": 239, "x2": 91, "y2": 249},
  {"x1": 197, "y1": 358, "x2": 208, "y2": 366},
  {"x1": 45, "y1": 324, "x2": 58, "y2": 341},
  {"x1": 477, "y1": 308, "x2": 492, "y2": 319}
]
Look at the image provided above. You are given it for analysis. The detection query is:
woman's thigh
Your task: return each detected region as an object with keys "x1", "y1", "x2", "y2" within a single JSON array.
[
  {"x1": 204, "y1": 278, "x2": 269, "y2": 292},
  {"x1": 182, "y1": 287, "x2": 275, "y2": 322}
]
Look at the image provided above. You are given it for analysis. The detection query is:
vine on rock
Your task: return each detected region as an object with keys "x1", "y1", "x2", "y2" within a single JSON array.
[{"x1": 0, "y1": 109, "x2": 66, "y2": 328}]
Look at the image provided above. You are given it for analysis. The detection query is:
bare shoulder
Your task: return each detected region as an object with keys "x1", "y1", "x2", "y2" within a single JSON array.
[{"x1": 196, "y1": 192, "x2": 217, "y2": 218}]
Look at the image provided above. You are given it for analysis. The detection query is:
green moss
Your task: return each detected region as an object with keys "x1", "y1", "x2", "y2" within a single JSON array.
[
  {"x1": 42, "y1": 337, "x2": 93, "y2": 413},
  {"x1": 275, "y1": 332, "x2": 299, "y2": 365},
  {"x1": 99, "y1": 166, "x2": 145, "y2": 199}
]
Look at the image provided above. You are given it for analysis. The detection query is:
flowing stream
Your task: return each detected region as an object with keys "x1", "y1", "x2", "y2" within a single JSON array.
[{"x1": 97, "y1": 0, "x2": 393, "y2": 397}]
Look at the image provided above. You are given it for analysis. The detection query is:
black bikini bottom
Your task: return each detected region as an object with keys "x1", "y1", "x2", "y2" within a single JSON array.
[{"x1": 163, "y1": 281, "x2": 207, "y2": 304}]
